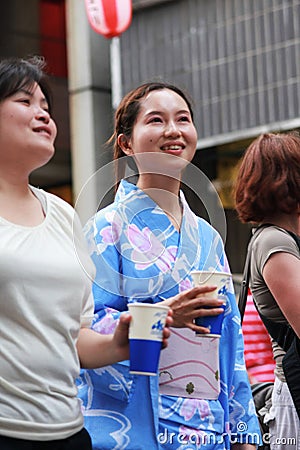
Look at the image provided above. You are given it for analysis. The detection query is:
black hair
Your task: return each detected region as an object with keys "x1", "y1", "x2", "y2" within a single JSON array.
[{"x1": 0, "y1": 56, "x2": 53, "y2": 113}]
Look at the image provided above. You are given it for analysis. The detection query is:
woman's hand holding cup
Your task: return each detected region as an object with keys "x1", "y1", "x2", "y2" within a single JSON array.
[{"x1": 160, "y1": 286, "x2": 225, "y2": 333}]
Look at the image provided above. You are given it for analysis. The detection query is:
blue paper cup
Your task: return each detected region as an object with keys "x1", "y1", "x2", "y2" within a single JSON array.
[
  {"x1": 191, "y1": 271, "x2": 231, "y2": 337},
  {"x1": 128, "y1": 303, "x2": 169, "y2": 376},
  {"x1": 195, "y1": 304, "x2": 226, "y2": 337}
]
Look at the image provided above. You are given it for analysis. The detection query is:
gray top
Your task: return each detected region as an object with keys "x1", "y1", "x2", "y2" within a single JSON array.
[{"x1": 250, "y1": 225, "x2": 300, "y2": 381}]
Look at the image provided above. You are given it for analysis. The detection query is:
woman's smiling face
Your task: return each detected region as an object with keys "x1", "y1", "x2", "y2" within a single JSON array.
[
  {"x1": 118, "y1": 88, "x2": 198, "y2": 176},
  {"x1": 0, "y1": 82, "x2": 57, "y2": 172}
]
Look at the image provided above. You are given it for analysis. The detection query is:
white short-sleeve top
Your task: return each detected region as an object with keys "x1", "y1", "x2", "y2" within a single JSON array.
[{"x1": 0, "y1": 186, "x2": 95, "y2": 440}]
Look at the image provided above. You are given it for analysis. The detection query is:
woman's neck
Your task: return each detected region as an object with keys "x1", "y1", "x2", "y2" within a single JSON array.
[
  {"x1": 261, "y1": 213, "x2": 299, "y2": 235},
  {"x1": 0, "y1": 179, "x2": 29, "y2": 195},
  {"x1": 137, "y1": 175, "x2": 183, "y2": 231},
  {"x1": 137, "y1": 172, "x2": 180, "y2": 192},
  {"x1": 0, "y1": 181, "x2": 45, "y2": 226}
]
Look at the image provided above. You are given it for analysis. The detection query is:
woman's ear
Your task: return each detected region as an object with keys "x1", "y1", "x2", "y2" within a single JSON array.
[{"x1": 118, "y1": 134, "x2": 133, "y2": 155}]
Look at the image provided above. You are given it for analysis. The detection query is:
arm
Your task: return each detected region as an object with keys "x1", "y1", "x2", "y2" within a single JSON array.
[
  {"x1": 161, "y1": 285, "x2": 224, "y2": 333},
  {"x1": 263, "y1": 252, "x2": 300, "y2": 338},
  {"x1": 77, "y1": 310, "x2": 173, "y2": 369},
  {"x1": 77, "y1": 313, "x2": 131, "y2": 368}
]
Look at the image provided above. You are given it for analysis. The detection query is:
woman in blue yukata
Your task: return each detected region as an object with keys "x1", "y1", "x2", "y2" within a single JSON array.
[{"x1": 77, "y1": 82, "x2": 260, "y2": 449}]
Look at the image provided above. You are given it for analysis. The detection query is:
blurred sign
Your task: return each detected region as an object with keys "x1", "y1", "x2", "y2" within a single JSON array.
[{"x1": 85, "y1": 0, "x2": 132, "y2": 38}]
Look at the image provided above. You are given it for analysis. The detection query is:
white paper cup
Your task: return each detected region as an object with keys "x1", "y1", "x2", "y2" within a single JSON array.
[
  {"x1": 128, "y1": 303, "x2": 169, "y2": 376},
  {"x1": 191, "y1": 271, "x2": 232, "y2": 337},
  {"x1": 191, "y1": 271, "x2": 232, "y2": 300}
]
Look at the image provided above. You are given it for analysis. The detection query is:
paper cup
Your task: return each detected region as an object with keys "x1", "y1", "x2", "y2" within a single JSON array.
[
  {"x1": 191, "y1": 271, "x2": 232, "y2": 337},
  {"x1": 128, "y1": 303, "x2": 169, "y2": 376},
  {"x1": 194, "y1": 304, "x2": 226, "y2": 337},
  {"x1": 190, "y1": 271, "x2": 232, "y2": 300}
]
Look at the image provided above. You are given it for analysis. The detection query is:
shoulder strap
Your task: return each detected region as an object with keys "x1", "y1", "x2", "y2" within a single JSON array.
[
  {"x1": 238, "y1": 225, "x2": 267, "y2": 323},
  {"x1": 286, "y1": 230, "x2": 300, "y2": 250},
  {"x1": 238, "y1": 239, "x2": 252, "y2": 323}
]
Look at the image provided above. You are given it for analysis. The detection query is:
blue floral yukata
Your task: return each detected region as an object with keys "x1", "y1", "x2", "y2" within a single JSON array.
[{"x1": 77, "y1": 180, "x2": 260, "y2": 450}]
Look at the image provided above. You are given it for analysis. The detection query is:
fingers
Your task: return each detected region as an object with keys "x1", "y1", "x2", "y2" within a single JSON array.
[
  {"x1": 161, "y1": 309, "x2": 173, "y2": 349},
  {"x1": 193, "y1": 305, "x2": 224, "y2": 317},
  {"x1": 193, "y1": 325, "x2": 211, "y2": 334},
  {"x1": 118, "y1": 310, "x2": 172, "y2": 351},
  {"x1": 172, "y1": 294, "x2": 224, "y2": 315},
  {"x1": 170, "y1": 286, "x2": 214, "y2": 297},
  {"x1": 168, "y1": 289, "x2": 226, "y2": 329},
  {"x1": 166, "y1": 286, "x2": 223, "y2": 306},
  {"x1": 119, "y1": 312, "x2": 131, "y2": 326},
  {"x1": 165, "y1": 309, "x2": 173, "y2": 327},
  {"x1": 191, "y1": 297, "x2": 224, "y2": 308},
  {"x1": 162, "y1": 327, "x2": 171, "y2": 349},
  {"x1": 162, "y1": 339, "x2": 169, "y2": 349},
  {"x1": 114, "y1": 313, "x2": 130, "y2": 344},
  {"x1": 192, "y1": 324, "x2": 211, "y2": 334},
  {"x1": 185, "y1": 285, "x2": 218, "y2": 297}
]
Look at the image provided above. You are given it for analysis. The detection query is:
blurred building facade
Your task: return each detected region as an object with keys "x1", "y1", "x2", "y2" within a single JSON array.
[
  {"x1": 0, "y1": 0, "x2": 71, "y2": 196},
  {"x1": 1, "y1": 0, "x2": 300, "y2": 271}
]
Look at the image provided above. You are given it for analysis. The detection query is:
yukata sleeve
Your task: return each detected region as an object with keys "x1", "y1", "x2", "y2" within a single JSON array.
[
  {"x1": 226, "y1": 292, "x2": 261, "y2": 445},
  {"x1": 84, "y1": 212, "x2": 128, "y2": 335},
  {"x1": 199, "y1": 224, "x2": 261, "y2": 443},
  {"x1": 78, "y1": 212, "x2": 135, "y2": 407},
  {"x1": 218, "y1": 253, "x2": 261, "y2": 446}
]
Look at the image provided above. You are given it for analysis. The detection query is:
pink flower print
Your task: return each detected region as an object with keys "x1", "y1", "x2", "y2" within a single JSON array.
[
  {"x1": 100, "y1": 226, "x2": 115, "y2": 245},
  {"x1": 100, "y1": 211, "x2": 123, "y2": 244},
  {"x1": 126, "y1": 224, "x2": 176, "y2": 272},
  {"x1": 198, "y1": 400, "x2": 211, "y2": 419},
  {"x1": 127, "y1": 224, "x2": 152, "y2": 252},
  {"x1": 179, "y1": 278, "x2": 193, "y2": 292},
  {"x1": 93, "y1": 314, "x2": 118, "y2": 335},
  {"x1": 179, "y1": 425, "x2": 207, "y2": 446},
  {"x1": 179, "y1": 398, "x2": 211, "y2": 421}
]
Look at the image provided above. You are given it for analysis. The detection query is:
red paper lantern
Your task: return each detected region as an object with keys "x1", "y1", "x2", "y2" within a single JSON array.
[{"x1": 85, "y1": 0, "x2": 132, "y2": 39}]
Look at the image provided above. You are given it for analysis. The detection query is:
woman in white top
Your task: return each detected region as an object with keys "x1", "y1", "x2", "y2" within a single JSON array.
[{"x1": 0, "y1": 56, "x2": 172, "y2": 450}]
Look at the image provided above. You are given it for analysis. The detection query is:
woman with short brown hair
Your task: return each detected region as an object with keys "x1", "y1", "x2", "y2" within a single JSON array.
[{"x1": 235, "y1": 132, "x2": 300, "y2": 450}]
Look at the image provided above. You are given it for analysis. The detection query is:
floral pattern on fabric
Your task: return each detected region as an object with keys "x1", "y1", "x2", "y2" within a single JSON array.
[{"x1": 77, "y1": 180, "x2": 260, "y2": 450}]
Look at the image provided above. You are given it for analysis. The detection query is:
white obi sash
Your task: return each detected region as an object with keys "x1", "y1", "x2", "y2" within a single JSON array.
[{"x1": 159, "y1": 328, "x2": 220, "y2": 399}]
